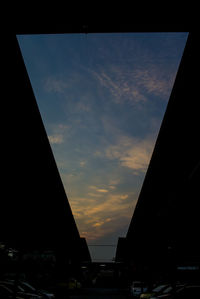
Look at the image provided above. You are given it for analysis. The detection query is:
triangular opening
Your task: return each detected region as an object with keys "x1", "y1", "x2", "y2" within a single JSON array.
[{"x1": 17, "y1": 32, "x2": 188, "y2": 262}]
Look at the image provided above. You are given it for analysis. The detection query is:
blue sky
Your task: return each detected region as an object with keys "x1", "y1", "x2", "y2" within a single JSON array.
[{"x1": 17, "y1": 32, "x2": 188, "y2": 261}]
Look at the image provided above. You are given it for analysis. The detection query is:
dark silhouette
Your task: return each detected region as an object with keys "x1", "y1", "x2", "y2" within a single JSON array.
[{"x1": 116, "y1": 32, "x2": 200, "y2": 284}]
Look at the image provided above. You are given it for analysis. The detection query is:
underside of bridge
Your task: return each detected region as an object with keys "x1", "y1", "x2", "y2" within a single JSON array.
[
  {"x1": 1, "y1": 20, "x2": 199, "y2": 285},
  {"x1": 116, "y1": 31, "x2": 200, "y2": 281}
]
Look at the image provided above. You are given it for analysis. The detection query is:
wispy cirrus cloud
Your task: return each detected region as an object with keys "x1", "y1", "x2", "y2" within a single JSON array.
[
  {"x1": 91, "y1": 68, "x2": 147, "y2": 105},
  {"x1": 43, "y1": 57, "x2": 175, "y2": 111},
  {"x1": 44, "y1": 77, "x2": 69, "y2": 93},
  {"x1": 91, "y1": 61, "x2": 176, "y2": 106},
  {"x1": 134, "y1": 66, "x2": 175, "y2": 98}
]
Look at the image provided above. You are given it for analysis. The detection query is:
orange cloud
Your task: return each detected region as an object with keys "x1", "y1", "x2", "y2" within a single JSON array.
[
  {"x1": 88, "y1": 193, "x2": 103, "y2": 198},
  {"x1": 93, "y1": 222, "x2": 104, "y2": 227},
  {"x1": 88, "y1": 186, "x2": 109, "y2": 193},
  {"x1": 105, "y1": 135, "x2": 154, "y2": 172},
  {"x1": 96, "y1": 189, "x2": 109, "y2": 193},
  {"x1": 69, "y1": 191, "x2": 137, "y2": 242},
  {"x1": 48, "y1": 134, "x2": 64, "y2": 144}
]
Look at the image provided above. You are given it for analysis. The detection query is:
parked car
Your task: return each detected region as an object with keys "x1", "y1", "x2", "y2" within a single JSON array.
[
  {"x1": 0, "y1": 283, "x2": 42, "y2": 299},
  {"x1": 0, "y1": 280, "x2": 54, "y2": 299},
  {"x1": 0, "y1": 284, "x2": 24, "y2": 299},
  {"x1": 155, "y1": 285, "x2": 200, "y2": 298},
  {"x1": 140, "y1": 284, "x2": 170, "y2": 298},
  {"x1": 130, "y1": 281, "x2": 148, "y2": 297},
  {"x1": 16, "y1": 280, "x2": 55, "y2": 299},
  {"x1": 149, "y1": 284, "x2": 185, "y2": 298}
]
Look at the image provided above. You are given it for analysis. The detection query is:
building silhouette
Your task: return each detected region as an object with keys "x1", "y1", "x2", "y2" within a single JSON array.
[
  {"x1": 1, "y1": 33, "x2": 91, "y2": 282},
  {"x1": 116, "y1": 32, "x2": 200, "y2": 282}
]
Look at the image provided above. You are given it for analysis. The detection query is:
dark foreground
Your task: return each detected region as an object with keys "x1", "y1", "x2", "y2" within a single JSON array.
[{"x1": 68, "y1": 288, "x2": 130, "y2": 299}]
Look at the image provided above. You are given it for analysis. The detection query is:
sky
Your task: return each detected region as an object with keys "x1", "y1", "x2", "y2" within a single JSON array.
[{"x1": 17, "y1": 32, "x2": 188, "y2": 261}]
